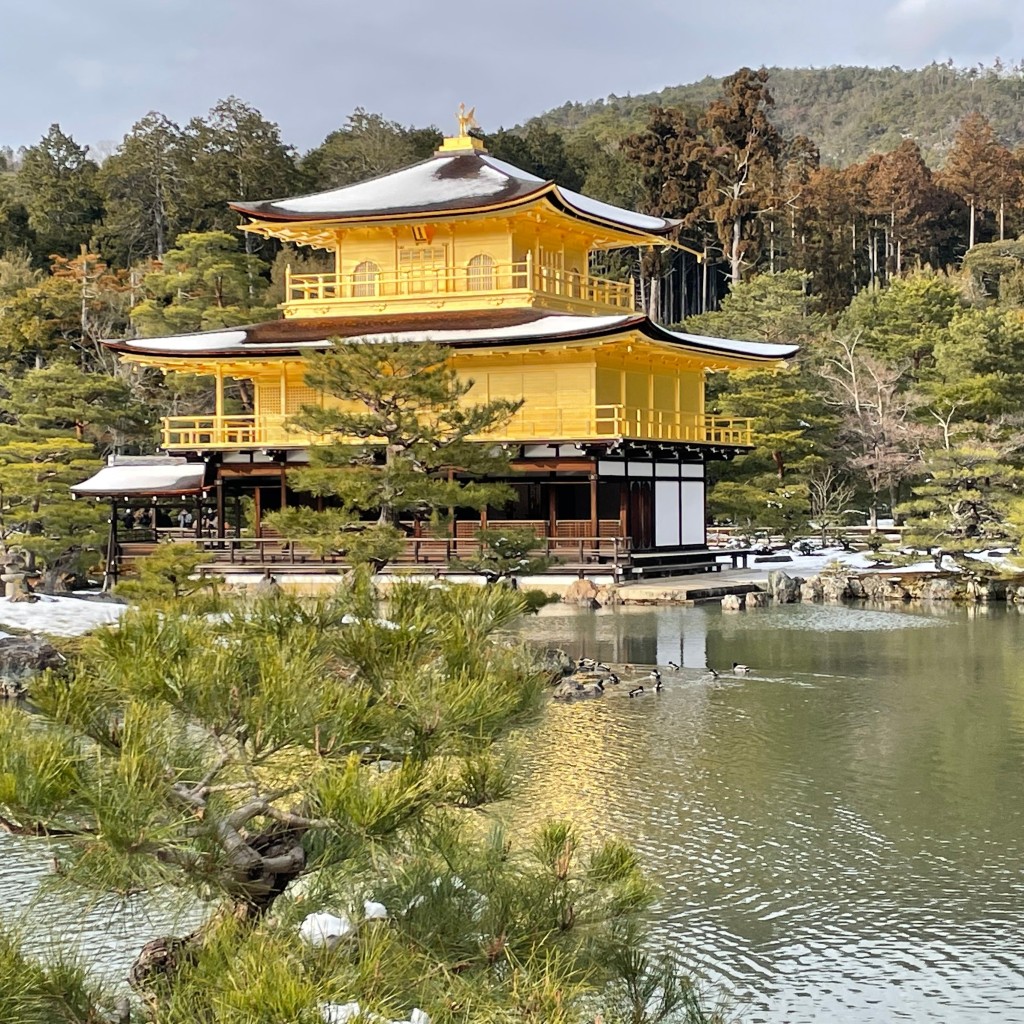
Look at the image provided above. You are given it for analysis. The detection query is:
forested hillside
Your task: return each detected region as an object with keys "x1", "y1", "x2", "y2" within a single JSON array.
[{"x1": 534, "y1": 62, "x2": 1024, "y2": 166}]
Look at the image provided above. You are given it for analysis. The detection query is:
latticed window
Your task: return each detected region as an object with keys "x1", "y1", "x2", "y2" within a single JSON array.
[
  {"x1": 286, "y1": 386, "x2": 319, "y2": 414},
  {"x1": 352, "y1": 260, "x2": 380, "y2": 297},
  {"x1": 467, "y1": 253, "x2": 495, "y2": 291},
  {"x1": 399, "y1": 246, "x2": 446, "y2": 293}
]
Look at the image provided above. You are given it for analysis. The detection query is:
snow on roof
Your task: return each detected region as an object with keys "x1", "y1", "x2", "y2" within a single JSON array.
[
  {"x1": 230, "y1": 149, "x2": 678, "y2": 235},
  {"x1": 269, "y1": 157, "x2": 513, "y2": 216},
  {"x1": 72, "y1": 462, "x2": 207, "y2": 497},
  {"x1": 125, "y1": 329, "x2": 248, "y2": 353},
  {"x1": 377, "y1": 313, "x2": 634, "y2": 344},
  {"x1": 663, "y1": 328, "x2": 799, "y2": 359},
  {"x1": 479, "y1": 154, "x2": 544, "y2": 182},
  {"x1": 556, "y1": 188, "x2": 679, "y2": 233},
  {"x1": 116, "y1": 331, "x2": 325, "y2": 355}
]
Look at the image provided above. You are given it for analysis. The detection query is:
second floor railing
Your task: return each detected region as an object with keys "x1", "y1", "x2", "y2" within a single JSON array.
[
  {"x1": 285, "y1": 259, "x2": 634, "y2": 311},
  {"x1": 161, "y1": 408, "x2": 753, "y2": 449}
]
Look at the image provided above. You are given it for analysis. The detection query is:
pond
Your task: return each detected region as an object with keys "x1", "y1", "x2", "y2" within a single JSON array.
[
  {"x1": 3, "y1": 600, "x2": 1023, "y2": 1022},
  {"x1": 512, "y1": 601, "x2": 1024, "y2": 1023}
]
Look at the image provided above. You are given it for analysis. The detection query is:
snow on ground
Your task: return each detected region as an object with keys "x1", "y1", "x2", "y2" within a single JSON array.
[
  {"x1": 744, "y1": 546, "x2": 1019, "y2": 580},
  {"x1": 0, "y1": 595, "x2": 126, "y2": 637}
]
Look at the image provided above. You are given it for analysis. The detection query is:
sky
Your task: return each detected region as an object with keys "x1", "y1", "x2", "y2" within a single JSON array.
[{"x1": 2, "y1": 0, "x2": 1020, "y2": 155}]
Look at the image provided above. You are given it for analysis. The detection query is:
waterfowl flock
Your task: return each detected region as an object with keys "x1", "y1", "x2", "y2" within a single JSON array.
[{"x1": 550, "y1": 653, "x2": 754, "y2": 702}]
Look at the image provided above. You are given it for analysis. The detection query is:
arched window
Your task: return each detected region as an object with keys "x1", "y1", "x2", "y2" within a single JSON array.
[
  {"x1": 467, "y1": 253, "x2": 495, "y2": 291},
  {"x1": 352, "y1": 260, "x2": 380, "y2": 297}
]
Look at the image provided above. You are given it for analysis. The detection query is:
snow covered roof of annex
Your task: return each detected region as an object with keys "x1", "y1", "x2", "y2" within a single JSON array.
[
  {"x1": 229, "y1": 150, "x2": 680, "y2": 237},
  {"x1": 104, "y1": 310, "x2": 799, "y2": 365},
  {"x1": 71, "y1": 458, "x2": 207, "y2": 497}
]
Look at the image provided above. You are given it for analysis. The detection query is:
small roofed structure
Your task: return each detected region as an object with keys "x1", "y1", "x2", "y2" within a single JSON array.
[{"x1": 72, "y1": 458, "x2": 213, "y2": 589}]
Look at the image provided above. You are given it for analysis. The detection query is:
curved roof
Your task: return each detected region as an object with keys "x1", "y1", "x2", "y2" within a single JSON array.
[
  {"x1": 105, "y1": 311, "x2": 798, "y2": 365},
  {"x1": 229, "y1": 151, "x2": 679, "y2": 236}
]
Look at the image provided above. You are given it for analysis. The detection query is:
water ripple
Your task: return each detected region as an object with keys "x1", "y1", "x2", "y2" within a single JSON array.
[{"x1": 513, "y1": 603, "x2": 1024, "y2": 1022}]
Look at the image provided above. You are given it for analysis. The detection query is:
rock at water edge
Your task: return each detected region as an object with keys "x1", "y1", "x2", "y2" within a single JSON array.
[
  {"x1": 767, "y1": 570, "x2": 803, "y2": 604},
  {"x1": 562, "y1": 579, "x2": 601, "y2": 608}
]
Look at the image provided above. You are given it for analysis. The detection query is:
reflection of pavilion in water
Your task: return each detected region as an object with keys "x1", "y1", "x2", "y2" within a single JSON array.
[{"x1": 528, "y1": 607, "x2": 709, "y2": 669}]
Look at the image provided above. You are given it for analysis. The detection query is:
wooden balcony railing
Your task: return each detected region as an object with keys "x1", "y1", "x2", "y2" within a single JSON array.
[
  {"x1": 161, "y1": 408, "x2": 754, "y2": 450},
  {"x1": 485, "y1": 406, "x2": 752, "y2": 445},
  {"x1": 285, "y1": 258, "x2": 634, "y2": 312},
  {"x1": 161, "y1": 416, "x2": 321, "y2": 449},
  {"x1": 179, "y1": 533, "x2": 632, "y2": 572}
]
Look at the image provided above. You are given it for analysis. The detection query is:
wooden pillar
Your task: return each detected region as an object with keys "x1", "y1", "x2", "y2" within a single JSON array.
[
  {"x1": 106, "y1": 498, "x2": 119, "y2": 589},
  {"x1": 547, "y1": 483, "x2": 557, "y2": 538},
  {"x1": 447, "y1": 467, "x2": 455, "y2": 537},
  {"x1": 618, "y1": 480, "x2": 629, "y2": 542},
  {"x1": 280, "y1": 461, "x2": 287, "y2": 509},
  {"x1": 215, "y1": 475, "x2": 225, "y2": 540},
  {"x1": 589, "y1": 472, "x2": 598, "y2": 539},
  {"x1": 254, "y1": 486, "x2": 262, "y2": 539},
  {"x1": 215, "y1": 365, "x2": 224, "y2": 419}
]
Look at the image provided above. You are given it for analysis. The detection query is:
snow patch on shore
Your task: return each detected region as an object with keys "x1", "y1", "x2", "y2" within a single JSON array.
[{"x1": 0, "y1": 595, "x2": 126, "y2": 637}]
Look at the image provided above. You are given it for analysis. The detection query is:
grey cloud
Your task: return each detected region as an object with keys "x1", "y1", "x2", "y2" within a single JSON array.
[{"x1": 4, "y1": 0, "x2": 1024, "y2": 154}]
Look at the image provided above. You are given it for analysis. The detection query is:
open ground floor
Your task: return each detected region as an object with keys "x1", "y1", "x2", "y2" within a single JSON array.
[{"x1": 72, "y1": 442, "x2": 752, "y2": 585}]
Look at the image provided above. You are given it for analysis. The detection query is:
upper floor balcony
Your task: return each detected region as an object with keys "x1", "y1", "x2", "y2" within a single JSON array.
[
  {"x1": 160, "y1": 407, "x2": 753, "y2": 451},
  {"x1": 282, "y1": 255, "x2": 634, "y2": 319}
]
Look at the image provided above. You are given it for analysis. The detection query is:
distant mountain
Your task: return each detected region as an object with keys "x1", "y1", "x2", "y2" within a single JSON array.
[{"x1": 531, "y1": 63, "x2": 1024, "y2": 166}]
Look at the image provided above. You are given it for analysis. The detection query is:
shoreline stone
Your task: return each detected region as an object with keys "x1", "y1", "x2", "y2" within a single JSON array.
[
  {"x1": 0, "y1": 636, "x2": 65, "y2": 698},
  {"x1": 767, "y1": 570, "x2": 804, "y2": 604},
  {"x1": 561, "y1": 578, "x2": 601, "y2": 608}
]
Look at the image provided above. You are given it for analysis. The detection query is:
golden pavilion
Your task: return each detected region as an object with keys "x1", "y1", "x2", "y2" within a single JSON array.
[{"x1": 74, "y1": 112, "x2": 797, "y2": 582}]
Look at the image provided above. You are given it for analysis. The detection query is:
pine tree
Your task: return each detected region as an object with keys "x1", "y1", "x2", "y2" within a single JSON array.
[
  {"x1": 0, "y1": 585, "x2": 716, "y2": 1022},
  {"x1": 179, "y1": 98, "x2": 300, "y2": 240},
  {"x1": 304, "y1": 109, "x2": 441, "y2": 191},
  {"x1": 266, "y1": 340, "x2": 521, "y2": 568},
  {"x1": 682, "y1": 269, "x2": 826, "y2": 344},
  {"x1": 16, "y1": 124, "x2": 102, "y2": 262},
  {"x1": 97, "y1": 111, "x2": 186, "y2": 264},
  {"x1": 131, "y1": 231, "x2": 277, "y2": 336},
  {"x1": 840, "y1": 271, "x2": 963, "y2": 370},
  {"x1": 0, "y1": 365, "x2": 147, "y2": 588},
  {"x1": 900, "y1": 428, "x2": 1024, "y2": 567}
]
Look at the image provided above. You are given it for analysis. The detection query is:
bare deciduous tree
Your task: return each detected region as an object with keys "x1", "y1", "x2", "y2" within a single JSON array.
[
  {"x1": 820, "y1": 335, "x2": 928, "y2": 528},
  {"x1": 807, "y1": 465, "x2": 857, "y2": 546}
]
